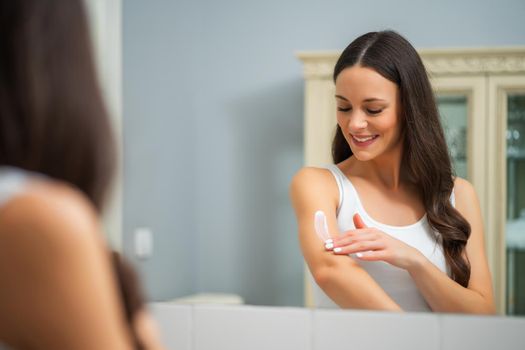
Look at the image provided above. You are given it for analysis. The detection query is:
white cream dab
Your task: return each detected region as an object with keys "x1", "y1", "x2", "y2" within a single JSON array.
[{"x1": 314, "y1": 210, "x2": 331, "y2": 241}]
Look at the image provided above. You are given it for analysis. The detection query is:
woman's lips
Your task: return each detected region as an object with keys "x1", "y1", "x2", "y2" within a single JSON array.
[{"x1": 351, "y1": 134, "x2": 379, "y2": 147}]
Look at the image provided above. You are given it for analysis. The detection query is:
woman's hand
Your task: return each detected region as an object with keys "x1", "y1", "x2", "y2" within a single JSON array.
[{"x1": 324, "y1": 213, "x2": 424, "y2": 271}]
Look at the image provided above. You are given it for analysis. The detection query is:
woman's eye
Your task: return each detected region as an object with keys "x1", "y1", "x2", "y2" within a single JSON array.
[
  {"x1": 367, "y1": 109, "x2": 383, "y2": 115},
  {"x1": 337, "y1": 107, "x2": 351, "y2": 112}
]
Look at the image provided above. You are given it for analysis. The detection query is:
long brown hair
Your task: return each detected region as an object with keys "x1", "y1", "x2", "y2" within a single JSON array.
[
  {"x1": 0, "y1": 0, "x2": 145, "y2": 347},
  {"x1": 0, "y1": 0, "x2": 114, "y2": 209},
  {"x1": 332, "y1": 30, "x2": 471, "y2": 287}
]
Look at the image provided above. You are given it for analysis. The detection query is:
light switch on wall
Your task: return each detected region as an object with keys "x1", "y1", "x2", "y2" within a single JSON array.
[{"x1": 134, "y1": 227, "x2": 153, "y2": 259}]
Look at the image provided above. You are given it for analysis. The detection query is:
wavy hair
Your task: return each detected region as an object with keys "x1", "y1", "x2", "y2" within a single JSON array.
[{"x1": 332, "y1": 30, "x2": 471, "y2": 287}]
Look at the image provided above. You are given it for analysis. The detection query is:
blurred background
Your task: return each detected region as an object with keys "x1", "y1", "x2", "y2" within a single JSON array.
[{"x1": 85, "y1": 0, "x2": 525, "y2": 312}]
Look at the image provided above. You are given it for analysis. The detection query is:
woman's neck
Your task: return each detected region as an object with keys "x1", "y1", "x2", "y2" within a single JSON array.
[{"x1": 348, "y1": 144, "x2": 407, "y2": 191}]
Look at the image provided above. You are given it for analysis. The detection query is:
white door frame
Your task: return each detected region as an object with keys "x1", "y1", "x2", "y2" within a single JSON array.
[{"x1": 84, "y1": 0, "x2": 123, "y2": 250}]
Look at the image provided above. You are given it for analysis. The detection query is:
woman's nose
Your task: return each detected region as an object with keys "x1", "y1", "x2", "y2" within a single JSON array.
[{"x1": 348, "y1": 111, "x2": 367, "y2": 131}]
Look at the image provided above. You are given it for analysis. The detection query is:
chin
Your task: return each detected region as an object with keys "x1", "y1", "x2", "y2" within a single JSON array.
[{"x1": 350, "y1": 150, "x2": 376, "y2": 162}]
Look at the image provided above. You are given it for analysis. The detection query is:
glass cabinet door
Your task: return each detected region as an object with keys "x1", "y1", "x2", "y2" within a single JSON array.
[
  {"x1": 506, "y1": 94, "x2": 525, "y2": 315},
  {"x1": 437, "y1": 95, "x2": 469, "y2": 180}
]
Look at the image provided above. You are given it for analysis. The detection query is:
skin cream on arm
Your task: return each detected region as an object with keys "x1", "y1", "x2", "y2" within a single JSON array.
[{"x1": 314, "y1": 210, "x2": 331, "y2": 241}]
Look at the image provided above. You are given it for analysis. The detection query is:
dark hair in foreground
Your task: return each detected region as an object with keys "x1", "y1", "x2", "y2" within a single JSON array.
[
  {"x1": 0, "y1": 0, "x2": 113, "y2": 209},
  {"x1": 0, "y1": 0, "x2": 144, "y2": 347},
  {"x1": 332, "y1": 30, "x2": 471, "y2": 287}
]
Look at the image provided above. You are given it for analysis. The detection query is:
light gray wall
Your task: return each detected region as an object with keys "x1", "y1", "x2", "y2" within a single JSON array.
[
  {"x1": 123, "y1": 0, "x2": 525, "y2": 305},
  {"x1": 123, "y1": 0, "x2": 201, "y2": 300}
]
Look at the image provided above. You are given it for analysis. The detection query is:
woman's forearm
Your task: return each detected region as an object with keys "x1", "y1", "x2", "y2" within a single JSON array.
[
  {"x1": 408, "y1": 256, "x2": 495, "y2": 314},
  {"x1": 312, "y1": 262, "x2": 402, "y2": 311}
]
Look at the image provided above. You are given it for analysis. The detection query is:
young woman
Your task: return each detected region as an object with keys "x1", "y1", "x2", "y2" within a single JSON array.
[
  {"x1": 290, "y1": 30, "x2": 495, "y2": 313},
  {"x1": 0, "y1": 0, "x2": 164, "y2": 348}
]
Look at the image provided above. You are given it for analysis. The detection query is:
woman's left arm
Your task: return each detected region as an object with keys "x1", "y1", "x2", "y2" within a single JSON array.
[
  {"x1": 330, "y1": 178, "x2": 496, "y2": 314},
  {"x1": 407, "y1": 178, "x2": 495, "y2": 314}
]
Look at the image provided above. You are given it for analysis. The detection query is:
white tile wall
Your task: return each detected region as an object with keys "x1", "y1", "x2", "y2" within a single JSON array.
[
  {"x1": 441, "y1": 314, "x2": 525, "y2": 350},
  {"x1": 149, "y1": 303, "x2": 525, "y2": 350},
  {"x1": 150, "y1": 303, "x2": 192, "y2": 350},
  {"x1": 193, "y1": 305, "x2": 312, "y2": 350},
  {"x1": 313, "y1": 309, "x2": 440, "y2": 350}
]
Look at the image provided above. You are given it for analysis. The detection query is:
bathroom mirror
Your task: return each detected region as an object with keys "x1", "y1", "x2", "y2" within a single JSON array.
[{"x1": 86, "y1": 0, "x2": 525, "y2": 316}]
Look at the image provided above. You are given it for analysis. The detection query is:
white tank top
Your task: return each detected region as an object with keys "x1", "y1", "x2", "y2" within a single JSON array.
[
  {"x1": 0, "y1": 167, "x2": 30, "y2": 208},
  {"x1": 309, "y1": 164, "x2": 454, "y2": 312}
]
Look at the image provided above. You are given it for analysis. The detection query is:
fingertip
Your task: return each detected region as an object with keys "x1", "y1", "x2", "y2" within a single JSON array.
[{"x1": 354, "y1": 213, "x2": 369, "y2": 229}]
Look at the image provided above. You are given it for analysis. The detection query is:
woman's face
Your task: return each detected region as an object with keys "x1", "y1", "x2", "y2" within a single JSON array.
[{"x1": 335, "y1": 65, "x2": 402, "y2": 162}]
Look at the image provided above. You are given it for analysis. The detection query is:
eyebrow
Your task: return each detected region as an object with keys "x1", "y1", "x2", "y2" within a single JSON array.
[{"x1": 335, "y1": 95, "x2": 387, "y2": 103}]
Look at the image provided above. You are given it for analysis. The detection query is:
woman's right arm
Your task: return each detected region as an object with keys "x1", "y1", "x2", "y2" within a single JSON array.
[
  {"x1": 0, "y1": 183, "x2": 133, "y2": 349},
  {"x1": 290, "y1": 167, "x2": 401, "y2": 311}
]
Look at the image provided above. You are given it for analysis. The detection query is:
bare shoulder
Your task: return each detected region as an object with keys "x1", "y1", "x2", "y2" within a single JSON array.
[
  {"x1": 289, "y1": 166, "x2": 340, "y2": 216},
  {"x1": 0, "y1": 181, "x2": 131, "y2": 348},
  {"x1": 452, "y1": 177, "x2": 484, "y2": 234},
  {"x1": 290, "y1": 166, "x2": 337, "y2": 192},
  {"x1": 453, "y1": 177, "x2": 479, "y2": 207},
  {"x1": 0, "y1": 180, "x2": 104, "y2": 258}
]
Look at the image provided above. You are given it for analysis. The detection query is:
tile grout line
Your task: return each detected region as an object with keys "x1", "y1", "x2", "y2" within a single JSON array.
[
  {"x1": 437, "y1": 314, "x2": 443, "y2": 350},
  {"x1": 190, "y1": 305, "x2": 195, "y2": 350},
  {"x1": 309, "y1": 309, "x2": 315, "y2": 350}
]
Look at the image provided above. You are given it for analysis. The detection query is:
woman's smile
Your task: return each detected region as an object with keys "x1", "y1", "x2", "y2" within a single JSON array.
[{"x1": 351, "y1": 133, "x2": 379, "y2": 147}]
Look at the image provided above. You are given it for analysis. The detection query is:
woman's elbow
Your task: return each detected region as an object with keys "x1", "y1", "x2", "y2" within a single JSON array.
[
  {"x1": 311, "y1": 266, "x2": 336, "y2": 289},
  {"x1": 480, "y1": 301, "x2": 497, "y2": 315},
  {"x1": 310, "y1": 258, "x2": 357, "y2": 289},
  {"x1": 473, "y1": 292, "x2": 497, "y2": 315},
  {"x1": 468, "y1": 304, "x2": 496, "y2": 315}
]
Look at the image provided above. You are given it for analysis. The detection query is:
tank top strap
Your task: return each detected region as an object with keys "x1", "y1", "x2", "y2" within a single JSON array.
[
  {"x1": 450, "y1": 188, "x2": 456, "y2": 207},
  {"x1": 0, "y1": 167, "x2": 31, "y2": 208},
  {"x1": 323, "y1": 164, "x2": 349, "y2": 216}
]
